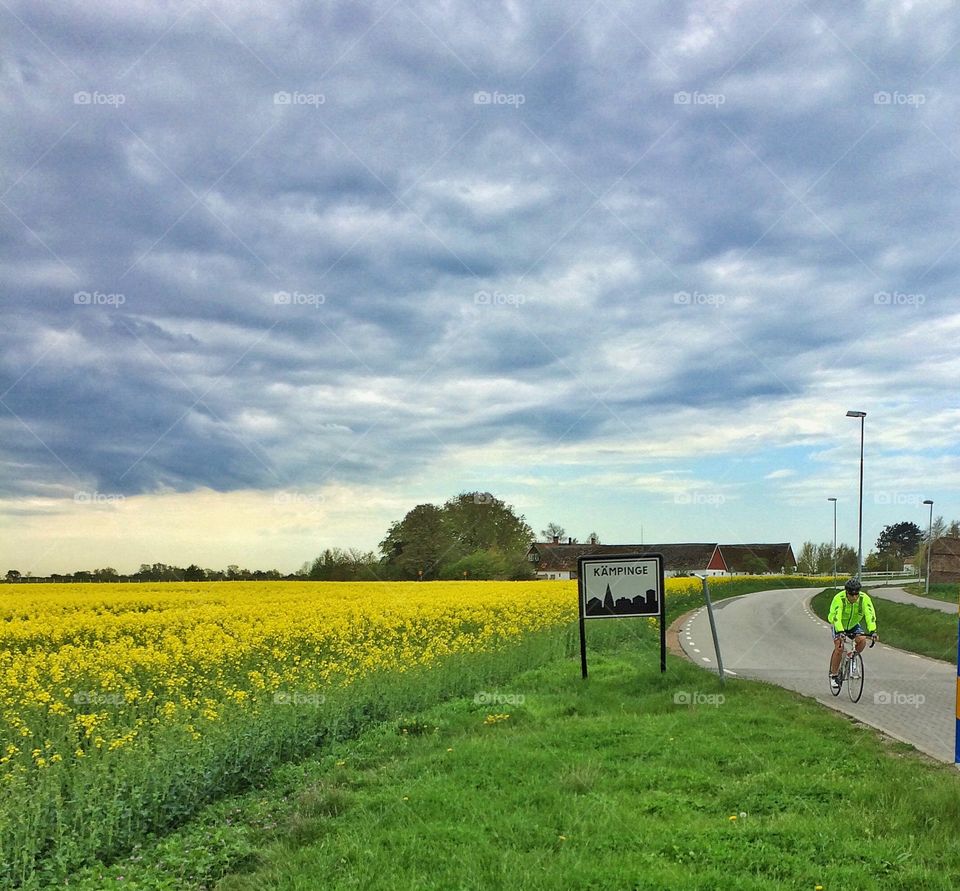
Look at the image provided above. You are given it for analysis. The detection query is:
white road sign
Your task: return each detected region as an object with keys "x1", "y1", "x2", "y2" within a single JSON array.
[{"x1": 579, "y1": 554, "x2": 663, "y2": 618}]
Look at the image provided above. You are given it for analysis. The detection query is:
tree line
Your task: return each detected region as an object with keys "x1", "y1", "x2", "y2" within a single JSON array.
[
  {"x1": 795, "y1": 516, "x2": 960, "y2": 575},
  {"x1": 4, "y1": 563, "x2": 288, "y2": 584}
]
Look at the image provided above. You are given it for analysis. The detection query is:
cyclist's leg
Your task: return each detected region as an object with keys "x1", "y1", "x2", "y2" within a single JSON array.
[
  {"x1": 852, "y1": 624, "x2": 867, "y2": 653},
  {"x1": 830, "y1": 632, "x2": 843, "y2": 674}
]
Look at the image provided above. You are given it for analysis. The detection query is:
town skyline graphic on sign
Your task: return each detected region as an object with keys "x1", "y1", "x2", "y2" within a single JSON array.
[{"x1": 584, "y1": 583, "x2": 659, "y2": 617}]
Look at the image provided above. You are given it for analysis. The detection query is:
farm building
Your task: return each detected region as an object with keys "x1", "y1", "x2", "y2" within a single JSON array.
[
  {"x1": 526, "y1": 539, "x2": 797, "y2": 580},
  {"x1": 929, "y1": 537, "x2": 960, "y2": 585}
]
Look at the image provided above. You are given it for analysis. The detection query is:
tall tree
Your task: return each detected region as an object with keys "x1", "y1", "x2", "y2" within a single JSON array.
[
  {"x1": 875, "y1": 521, "x2": 923, "y2": 560},
  {"x1": 379, "y1": 503, "x2": 453, "y2": 579},
  {"x1": 835, "y1": 544, "x2": 858, "y2": 575},
  {"x1": 540, "y1": 522, "x2": 566, "y2": 541},
  {"x1": 796, "y1": 541, "x2": 818, "y2": 575},
  {"x1": 443, "y1": 492, "x2": 534, "y2": 559},
  {"x1": 379, "y1": 493, "x2": 535, "y2": 580},
  {"x1": 815, "y1": 543, "x2": 834, "y2": 574}
]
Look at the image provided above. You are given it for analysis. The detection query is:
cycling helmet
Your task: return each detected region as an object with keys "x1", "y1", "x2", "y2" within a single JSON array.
[{"x1": 844, "y1": 578, "x2": 862, "y2": 595}]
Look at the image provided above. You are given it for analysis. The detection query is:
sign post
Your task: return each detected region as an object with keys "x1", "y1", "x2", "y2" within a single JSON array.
[
  {"x1": 577, "y1": 553, "x2": 665, "y2": 678},
  {"x1": 695, "y1": 574, "x2": 725, "y2": 686}
]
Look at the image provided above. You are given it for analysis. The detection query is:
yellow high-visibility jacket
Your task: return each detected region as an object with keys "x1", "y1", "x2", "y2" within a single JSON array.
[{"x1": 828, "y1": 591, "x2": 877, "y2": 633}]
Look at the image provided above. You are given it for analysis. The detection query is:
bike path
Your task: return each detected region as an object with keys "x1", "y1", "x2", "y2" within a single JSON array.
[
  {"x1": 865, "y1": 585, "x2": 958, "y2": 615},
  {"x1": 678, "y1": 588, "x2": 956, "y2": 764}
]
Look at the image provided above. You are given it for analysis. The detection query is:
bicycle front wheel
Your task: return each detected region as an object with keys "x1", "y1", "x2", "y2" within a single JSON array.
[{"x1": 847, "y1": 653, "x2": 864, "y2": 702}]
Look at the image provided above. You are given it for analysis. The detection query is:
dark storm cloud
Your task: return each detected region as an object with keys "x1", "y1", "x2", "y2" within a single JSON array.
[{"x1": 2, "y1": 0, "x2": 959, "y2": 500}]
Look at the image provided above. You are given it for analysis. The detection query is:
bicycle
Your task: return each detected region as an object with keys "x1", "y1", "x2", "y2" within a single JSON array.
[{"x1": 829, "y1": 632, "x2": 876, "y2": 703}]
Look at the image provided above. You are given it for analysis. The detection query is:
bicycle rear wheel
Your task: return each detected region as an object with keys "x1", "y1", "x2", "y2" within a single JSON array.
[
  {"x1": 828, "y1": 654, "x2": 842, "y2": 696},
  {"x1": 847, "y1": 653, "x2": 864, "y2": 702}
]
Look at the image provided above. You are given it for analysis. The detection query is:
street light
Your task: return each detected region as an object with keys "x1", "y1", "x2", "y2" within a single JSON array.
[
  {"x1": 828, "y1": 497, "x2": 838, "y2": 586},
  {"x1": 846, "y1": 410, "x2": 867, "y2": 579},
  {"x1": 923, "y1": 499, "x2": 934, "y2": 596}
]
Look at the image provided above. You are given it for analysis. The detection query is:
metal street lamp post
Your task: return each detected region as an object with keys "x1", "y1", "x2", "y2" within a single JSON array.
[
  {"x1": 923, "y1": 499, "x2": 934, "y2": 596},
  {"x1": 828, "y1": 497, "x2": 837, "y2": 586},
  {"x1": 846, "y1": 410, "x2": 867, "y2": 579}
]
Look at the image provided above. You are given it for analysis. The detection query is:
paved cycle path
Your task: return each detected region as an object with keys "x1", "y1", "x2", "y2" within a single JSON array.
[
  {"x1": 678, "y1": 588, "x2": 956, "y2": 763},
  {"x1": 868, "y1": 585, "x2": 958, "y2": 615}
]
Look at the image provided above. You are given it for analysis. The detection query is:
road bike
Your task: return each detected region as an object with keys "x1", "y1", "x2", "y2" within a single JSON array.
[{"x1": 829, "y1": 633, "x2": 876, "y2": 703}]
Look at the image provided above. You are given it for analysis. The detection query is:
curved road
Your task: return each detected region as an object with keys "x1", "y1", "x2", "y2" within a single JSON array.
[{"x1": 678, "y1": 588, "x2": 956, "y2": 763}]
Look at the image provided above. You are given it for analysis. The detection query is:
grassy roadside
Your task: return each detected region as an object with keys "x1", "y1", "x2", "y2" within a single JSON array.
[
  {"x1": 810, "y1": 589, "x2": 957, "y2": 664},
  {"x1": 63, "y1": 616, "x2": 960, "y2": 891},
  {"x1": 903, "y1": 582, "x2": 959, "y2": 604}
]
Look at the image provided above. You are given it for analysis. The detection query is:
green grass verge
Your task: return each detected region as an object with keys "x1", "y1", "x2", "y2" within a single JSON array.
[
  {"x1": 903, "y1": 582, "x2": 959, "y2": 604},
  {"x1": 810, "y1": 590, "x2": 957, "y2": 664},
  {"x1": 62, "y1": 619, "x2": 960, "y2": 891}
]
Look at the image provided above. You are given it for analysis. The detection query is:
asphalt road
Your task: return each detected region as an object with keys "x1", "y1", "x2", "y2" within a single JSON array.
[{"x1": 678, "y1": 587, "x2": 957, "y2": 763}]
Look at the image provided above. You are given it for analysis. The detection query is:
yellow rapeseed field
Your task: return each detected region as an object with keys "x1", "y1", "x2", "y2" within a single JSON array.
[
  {"x1": 0, "y1": 575, "x2": 742, "y2": 884},
  {"x1": 0, "y1": 576, "x2": 723, "y2": 778},
  {"x1": 0, "y1": 581, "x2": 574, "y2": 778}
]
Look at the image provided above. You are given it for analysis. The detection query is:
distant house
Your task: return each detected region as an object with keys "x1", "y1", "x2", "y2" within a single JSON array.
[
  {"x1": 526, "y1": 538, "x2": 796, "y2": 580},
  {"x1": 929, "y1": 537, "x2": 960, "y2": 585}
]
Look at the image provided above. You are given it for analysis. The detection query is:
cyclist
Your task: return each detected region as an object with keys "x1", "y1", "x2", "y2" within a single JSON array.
[{"x1": 828, "y1": 577, "x2": 878, "y2": 691}]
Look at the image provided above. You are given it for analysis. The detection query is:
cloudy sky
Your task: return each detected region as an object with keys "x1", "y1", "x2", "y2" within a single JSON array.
[{"x1": 2, "y1": 0, "x2": 959, "y2": 575}]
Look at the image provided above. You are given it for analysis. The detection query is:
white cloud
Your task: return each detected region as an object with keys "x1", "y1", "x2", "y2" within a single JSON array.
[{"x1": 765, "y1": 469, "x2": 796, "y2": 479}]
